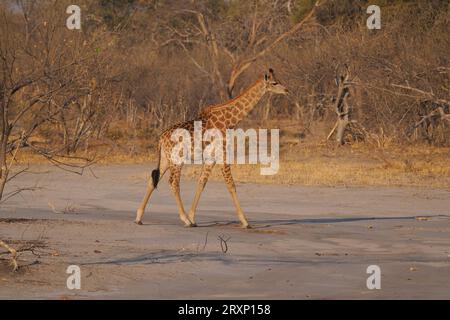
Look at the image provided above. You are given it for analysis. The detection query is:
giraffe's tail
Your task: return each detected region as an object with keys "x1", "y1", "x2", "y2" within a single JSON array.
[
  {"x1": 151, "y1": 168, "x2": 160, "y2": 189},
  {"x1": 151, "y1": 142, "x2": 162, "y2": 189}
]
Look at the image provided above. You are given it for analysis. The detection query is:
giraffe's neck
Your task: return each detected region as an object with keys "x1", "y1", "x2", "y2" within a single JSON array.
[
  {"x1": 236, "y1": 78, "x2": 266, "y2": 118},
  {"x1": 206, "y1": 79, "x2": 266, "y2": 128}
]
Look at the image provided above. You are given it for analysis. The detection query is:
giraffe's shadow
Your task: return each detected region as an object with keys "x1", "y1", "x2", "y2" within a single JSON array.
[
  {"x1": 193, "y1": 213, "x2": 450, "y2": 229},
  {"x1": 80, "y1": 249, "x2": 316, "y2": 267}
]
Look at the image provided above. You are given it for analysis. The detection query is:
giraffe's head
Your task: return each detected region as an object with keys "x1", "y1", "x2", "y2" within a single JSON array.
[{"x1": 264, "y1": 68, "x2": 289, "y2": 95}]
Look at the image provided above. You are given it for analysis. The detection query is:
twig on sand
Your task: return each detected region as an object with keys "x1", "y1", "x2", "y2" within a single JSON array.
[
  {"x1": 48, "y1": 201, "x2": 77, "y2": 214},
  {"x1": 196, "y1": 232, "x2": 209, "y2": 252},
  {"x1": 217, "y1": 235, "x2": 231, "y2": 253}
]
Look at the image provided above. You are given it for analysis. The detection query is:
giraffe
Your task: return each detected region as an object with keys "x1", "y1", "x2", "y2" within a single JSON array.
[{"x1": 135, "y1": 68, "x2": 288, "y2": 228}]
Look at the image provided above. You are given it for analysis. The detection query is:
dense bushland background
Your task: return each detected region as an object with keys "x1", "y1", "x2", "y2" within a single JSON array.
[{"x1": 0, "y1": 0, "x2": 449, "y2": 192}]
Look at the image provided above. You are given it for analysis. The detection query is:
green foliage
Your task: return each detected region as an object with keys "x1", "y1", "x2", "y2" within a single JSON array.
[
  {"x1": 291, "y1": 0, "x2": 366, "y2": 25},
  {"x1": 98, "y1": 0, "x2": 138, "y2": 29},
  {"x1": 206, "y1": 0, "x2": 228, "y2": 17},
  {"x1": 291, "y1": 0, "x2": 316, "y2": 22},
  {"x1": 290, "y1": 0, "x2": 449, "y2": 27},
  {"x1": 203, "y1": 0, "x2": 250, "y2": 20}
]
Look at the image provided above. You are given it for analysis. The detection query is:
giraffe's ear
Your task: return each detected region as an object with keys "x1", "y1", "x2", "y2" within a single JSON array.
[{"x1": 266, "y1": 68, "x2": 275, "y2": 81}]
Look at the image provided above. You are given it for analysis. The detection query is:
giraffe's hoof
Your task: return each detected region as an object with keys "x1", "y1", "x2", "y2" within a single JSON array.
[
  {"x1": 242, "y1": 224, "x2": 252, "y2": 229},
  {"x1": 135, "y1": 220, "x2": 143, "y2": 225},
  {"x1": 184, "y1": 222, "x2": 197, "y2": 228}
]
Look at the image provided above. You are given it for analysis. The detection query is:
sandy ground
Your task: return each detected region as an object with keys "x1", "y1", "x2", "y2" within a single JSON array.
[{"x1": 0, "y1": 164, "x2": 449, "y2": 299}]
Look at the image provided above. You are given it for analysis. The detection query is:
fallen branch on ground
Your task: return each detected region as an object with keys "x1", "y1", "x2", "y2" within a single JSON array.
[{"x1": 48, "y1": 201, "x2": 77, "y2": 214}]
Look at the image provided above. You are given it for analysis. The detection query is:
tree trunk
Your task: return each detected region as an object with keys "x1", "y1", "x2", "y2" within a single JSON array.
[
  {"x1": 0, "y1": 135, "x2": 9, "y2": 201},
  {"x1": 336, "y1": 113, "x2": 349, "y2": 145}
]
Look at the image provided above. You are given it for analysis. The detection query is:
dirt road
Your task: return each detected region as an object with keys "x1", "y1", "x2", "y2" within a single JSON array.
[{"x1": 1, "y1": 164, "x2": 449, "y2": 299}]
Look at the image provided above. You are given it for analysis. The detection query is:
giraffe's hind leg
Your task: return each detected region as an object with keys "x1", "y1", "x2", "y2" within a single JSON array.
[
  {"x1": 169, "y1": 164, "x2": 195, "y2": 227},
  {"x1": 135, "y1": 150, "x2": 169, "y2": 225},
  {"x1": 221, "y1": 164, "x2": 250, "y2": 228}
]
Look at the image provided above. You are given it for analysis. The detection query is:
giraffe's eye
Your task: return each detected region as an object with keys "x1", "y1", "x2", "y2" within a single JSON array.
[{"x1": 272, "y1": 82, "x2": 278, "y2": 85}]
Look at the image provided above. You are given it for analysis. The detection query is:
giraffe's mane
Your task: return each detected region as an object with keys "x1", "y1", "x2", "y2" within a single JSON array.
[{"x1": 199, "y1": 78, "x2": 264, "y2": 116}]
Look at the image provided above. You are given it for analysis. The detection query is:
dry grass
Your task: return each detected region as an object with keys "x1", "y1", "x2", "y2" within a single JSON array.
[
  {"x1": 11, "y1": 124, "x2": 450, "y2": 188},
  {"x1": 180, "y1": 120, "x2": 450, "y2": 188},
  {"x1": 182, "y1": 144, "x2": 450, "y2": 188}
]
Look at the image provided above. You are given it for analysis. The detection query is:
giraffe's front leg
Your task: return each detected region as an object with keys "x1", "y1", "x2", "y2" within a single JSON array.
[
  {"x1": 188, "y1": 163, "x2": 215, "y2": 225},
  {"x1": 221, "y1": 164, "x2": 250, "y2": 228}
]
